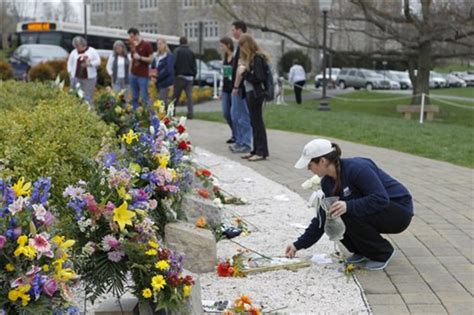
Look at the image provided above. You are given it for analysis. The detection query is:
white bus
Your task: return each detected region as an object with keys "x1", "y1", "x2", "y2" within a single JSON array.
[{"x1": 15, "y1": 21, "x2": 179, "y2": 52}]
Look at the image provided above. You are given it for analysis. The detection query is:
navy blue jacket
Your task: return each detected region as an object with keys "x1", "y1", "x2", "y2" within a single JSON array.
[
  {"x1": 293, "y1": 157, "x2": 413, "y2": 250},
  {"x1": 153, "y1": 53, "x2": 175, "y2": 89}
]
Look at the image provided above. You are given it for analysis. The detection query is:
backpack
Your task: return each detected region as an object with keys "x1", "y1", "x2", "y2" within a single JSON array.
[{"x1": 262, "y1": 60, "x2": 275, "y2": 102}]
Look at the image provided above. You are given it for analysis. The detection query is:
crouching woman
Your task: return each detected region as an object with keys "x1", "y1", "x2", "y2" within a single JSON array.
[{"x1": 285, "y1": 139, "x2": 413, "y2": 270}]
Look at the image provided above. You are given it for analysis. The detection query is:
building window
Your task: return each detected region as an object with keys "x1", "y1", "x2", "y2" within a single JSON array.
[
  {"x1": 109, "y1": 0, "x2": 123, "y2": 12},
  {"x1": 139, "y1": 23, "x2": 159, "y2": 34},
  {"x1": 139, "y1": 0, "x2": 158, "y2": 9},
  {"x1": 183, "y1": 0, "x2": 198, "y2": 8},
  {"x1": 91, "y1": 1, "x2": 105, "y2": 14},
  {"x1": 202, "y1": 0, "x2": 216, "y2": 6},
  {"x1": 183, "y1": 21, "x2": 219, "y2": 39}
]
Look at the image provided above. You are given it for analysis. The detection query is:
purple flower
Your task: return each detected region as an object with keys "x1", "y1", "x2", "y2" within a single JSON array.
[
  {"x1": 43, "y1": 278, "x2": 58, "y2": 297},
  {"x1": 101, "y1": 235, "x2": 120, "y2": 251},
  {"x1": 0, "y1": 235, "x2": 6, "y2": 249},
  {"x1": 107, "y1": 250, "x2": 125, "y2": 262},
  {"x1": 30, "y1": 177, "x2": 51, "y2": 205},
  {"x1": 104, "y1": 152, "x2": 117, "y2": 168}
]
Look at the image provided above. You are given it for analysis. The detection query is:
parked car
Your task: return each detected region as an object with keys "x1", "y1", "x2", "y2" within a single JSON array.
[
  {"x1": 376, "y1": 70, "x2": 408, "y2": 89},
  {"x1": 337, "y1": 68, "x2": 390, "y2": 90},
  {"x1": 9, "y1": 44, "x2": 68, "y2": 80},
  {"x1": 391, "y1": 71, "x2": 413, "y2": 89},
  {"x1": 444, "y1": 74, "x2": 467, "y2": 88},
  {"x1": 429, "y1": 71, "x2": 447, "y2": 88},
  {"x1": 314, "y1": 68, "x2": 340, "y2": 88},
  {"x1": 451, "y1": 71, "x2": 474, "y2": 86},
  {"x1": 207, "y1": 59, "x2": 223, "y2": 72},
  {"x1": 195, "y1": 59, "x2": 220, "y2": 86}
]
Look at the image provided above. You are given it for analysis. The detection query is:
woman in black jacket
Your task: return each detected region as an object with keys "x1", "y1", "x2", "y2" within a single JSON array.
[{"x1": 236, "y1": 34, "x2": 270, "y2": 161}]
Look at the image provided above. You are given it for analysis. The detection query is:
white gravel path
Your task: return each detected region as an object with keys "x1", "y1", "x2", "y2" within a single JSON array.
[{"x1": 195, "y1": 148, "x2": 371, "y2": 315}]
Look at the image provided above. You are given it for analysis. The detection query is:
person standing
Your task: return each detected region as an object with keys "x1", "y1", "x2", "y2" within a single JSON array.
[
  {"x1": 128, "y1": 27, "x2": 154, "y2": 109},
  {"x1": 67, "y1": 36, "x2": 101, "y2": 105},
  {"x1": 152, "y1": 38, "x2": 175, "y2": 111},
  {"x1": 237, "y1": 34, "x2": 270, "y2": 161},
  {"x1": 173, "y1": 36, "x2": 196, "y2": 119},
  {"x1": 106, "y1": 40, "x2": 131, "y2": 100},
  {"x1": 288, "y1": 59, "x2": 306, "y2": 104},
  {"x1": 219, "y1": 36, "x2": 236, "y2": 144},
  {"x1": 286, "y1": 139, "x2": 413, "y2": 270},
  {"x1": 229, "y1": 20, "x2": 252, "y2": 154}
]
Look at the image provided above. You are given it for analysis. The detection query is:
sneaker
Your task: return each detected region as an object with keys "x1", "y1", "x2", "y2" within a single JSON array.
[
  {"x1": 226, "y1": 138, "x2": 235, "y2": 144},
  {"x1": 229, "y1": 144, "x2": 251, "y2": 153},
  {"x1": 364, "y1": 249, "x2": 396, "y2": 271},
  {"x1": 346, "y1": 254, "x2": 367, "y2": 264}
]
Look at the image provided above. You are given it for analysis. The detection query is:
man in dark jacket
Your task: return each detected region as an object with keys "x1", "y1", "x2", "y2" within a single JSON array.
[{"x1": 173, "y1": 36, "x2": 197, "y2": 118}]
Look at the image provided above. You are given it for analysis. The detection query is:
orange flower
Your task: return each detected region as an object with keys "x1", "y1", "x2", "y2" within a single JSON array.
[
  {"x1": 197, "y1": 188, "x2": 209, "y2": 199},
  {"x1": 195, "y1": 216, "x2": 207, "y2": 228},
  {"x1": 239, "y1": 294, "x2": 252, "y2": 305},
  {"x1": 235, "y1": 217, "x2": 243, "y2": 225},
  {"x1": 248, "y1": 306, "x2": 261, "y2": 315},
  {"x1": 223, "y1": 311, "x2": 234, "y2": 315}
]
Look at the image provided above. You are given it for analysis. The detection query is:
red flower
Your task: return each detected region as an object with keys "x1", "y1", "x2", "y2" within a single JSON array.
[
  {"x1": 201, "y1": 169, "x2": 212, "y2": 177},
  {"x1": 176, "y1": 124, "x2": 186, "y2": 134},
  {"x1": 167, "y1": 274, "x2": 180, "y2": 287},
  {"x1": 217, "y1": 261, "x2": 234, "y2": 277},
  {"x1": 178, "y1": 140, "x2": 191, "y2": 151},
  {"x1": 182, "y1": 275, "x2": 194, "y2": 286},
  {"x1": 163, "y1": 117, "x2": 171, "y2": 126},
  {"x1": 195, "y1": 170, "x2": 202, "y2": 177},
  {"x1": 197, "y1": 188, "x2": 209, "y2": 199}
]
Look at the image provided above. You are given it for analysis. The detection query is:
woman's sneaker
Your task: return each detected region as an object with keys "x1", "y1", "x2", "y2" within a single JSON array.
[
  {"x1": 364, "y1": 249, "x2": 396, "y2": 271},
  {"x1": 346, "y1": 254, "x2": 367, "y2": 264}
]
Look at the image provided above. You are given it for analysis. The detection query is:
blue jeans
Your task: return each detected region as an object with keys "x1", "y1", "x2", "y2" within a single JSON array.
[
  {"x1": 221, "y1": 91, "x2": 235, "y2": 140},
  {"x1": 231, "y1": 94, "x2": 252, "y2": 150},
  {"x1": 130, "y1": 73, "x2": 150, "y2": 109}
]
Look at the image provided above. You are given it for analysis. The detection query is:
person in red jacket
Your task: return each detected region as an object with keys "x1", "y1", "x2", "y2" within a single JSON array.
[{"x1": 128, "y1": 27, "x2": 153, "y2": 109}]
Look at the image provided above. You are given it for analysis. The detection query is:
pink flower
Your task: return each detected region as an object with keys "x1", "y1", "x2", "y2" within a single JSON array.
[
  {"x1": 43, "y1": 211, "x2": 56, "y2": 227},
  {"x1": 8, "y1": 197, "x2": 27, "y2": 215},
  {"x1": 102, "y1": 235, "x2": 120, "y2": 251},
  {"x1": 43, "y1": 278, "x2": 58, "y2": 297},
  {"x1": 86, "y1": 194, "x2": 99, "y2": 213},
  {"x1": 26, "y1": 265, "x2": 41, "y2": 276},
  {"x1": 149, "y1": 199, "x2": 157, "y2": 210},
  {"x1": 0, "y1": 235, "x2": 6, "y2": 249},
  {"x1": 107, "y1": 250, "x2": 125, "y2": 262},
  {"x1": 29, "y1": 234, "x2": 51, "y2": 253},
  {"x1": 33, "y1": 204, "x2": 47, "y2": 221}
]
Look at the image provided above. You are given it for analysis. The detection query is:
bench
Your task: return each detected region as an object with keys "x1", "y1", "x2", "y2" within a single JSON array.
[{"x1": 396, "y1": 105, "x2": 440, "y2": 121}]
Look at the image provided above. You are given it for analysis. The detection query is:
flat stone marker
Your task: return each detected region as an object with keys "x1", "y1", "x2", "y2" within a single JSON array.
[
  {"x1": 94, "y1": 297, "x2": 138, "y2": 315},
  {"x1": 165, "y1": 221, "x2": 217, "y2": 273},
  {"x1": 182, "y1": 194, "x2": 222, "y2": 226}
]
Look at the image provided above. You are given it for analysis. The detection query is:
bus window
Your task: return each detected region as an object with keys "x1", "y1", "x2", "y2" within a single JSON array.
[
  {"x1": 19, "y1": 33, "x2": 39, "y2": 44},
  {"x1": 39, "y1": 32, "x2": 62, "y2": 46}
]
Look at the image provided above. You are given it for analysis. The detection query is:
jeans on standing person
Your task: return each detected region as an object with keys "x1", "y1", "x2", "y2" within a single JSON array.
[
  {"x1": 247, "y1": 93, "x2": 269, "y2": 157},
  {"x1": 71, "y1": 77, "x2": 97, "y2": 106},
  {"x1": 294, "y1": 80, "x2": 305, "y2": 104},
  {"x1": 221, "y1": 91, "x2": 235, "y2": 141},
  {"x1": 130, "y1": 73, "x2": 150, "y2": 109},
  {"x1": 231, "y1": 94, "x2": 252, "y2": 151},
  {"x1": 174, "y1": 76, "x2": 194, "y2": 118},
  {"x1": 112, "y1": 78, "x2": 130, "y2": 102}
]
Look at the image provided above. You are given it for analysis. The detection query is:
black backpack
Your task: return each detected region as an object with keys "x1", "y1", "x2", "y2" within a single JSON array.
[{"x1": 262, "y1": 60, "x2": 275, "y2": 102}]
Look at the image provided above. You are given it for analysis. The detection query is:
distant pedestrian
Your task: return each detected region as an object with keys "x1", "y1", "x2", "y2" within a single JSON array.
[
  {"x1": 152, "y1": 38, "x2": 175, "y2": 111},
  {"x1": 128, "y1": 27, "x2": 154, "y2": 109},
  {"x1": 229, "y1": 20, "x2": 252, "y2": 154},
  {"x1": 237, "y1": 34, "x2": 270, "y2": 161},
  {"x1": 219, "y1": 36, "x2": 236, "y2": 144},
  {"x1": 67, "y1": 36, "x2": 101, "y2": 105},
  {"x1": 106, "y1": 40, "x2": 131, "y2": 100},
  {"x1": 173, "y1": 36, "x2": 197, "y2": 119},
  {"x1": 289, "y1": 59, "x2": 306, "y2": 104}
]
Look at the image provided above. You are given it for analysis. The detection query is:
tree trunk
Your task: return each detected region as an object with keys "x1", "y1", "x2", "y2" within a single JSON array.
[{"x1": 411, "y1": 42, "x2": 432, "y2": 105}]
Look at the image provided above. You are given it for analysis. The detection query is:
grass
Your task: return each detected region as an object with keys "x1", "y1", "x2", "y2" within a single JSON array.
[
  {"x1": 434, "y1": 64, "x2": 473, "y2": 74},
  {"x1": 194, "y1": 91, "x2": 474, "y2": 168},
  {"x1": 429, "y1": 87, "x2": 474, "y2": 99}
]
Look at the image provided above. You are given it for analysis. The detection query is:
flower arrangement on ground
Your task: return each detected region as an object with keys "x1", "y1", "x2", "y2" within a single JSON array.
[
  {"x1": 223, "y1": 294, "x2": 261, "y2": 315},
  {"x1": 0, "y1": 177, "x2": 78, "y2": 313}
]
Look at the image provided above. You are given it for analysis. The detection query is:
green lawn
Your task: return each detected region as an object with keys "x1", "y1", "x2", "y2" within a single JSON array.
[
  {"x1": 429, "y1": 87, "x2": 474, "y2": 99},
  {"x1": 434, "y1": 64, "x2": 472, "y2": 74},
  {"x1": 194, "y1": 91, "x2": 474, "y2": 168}
]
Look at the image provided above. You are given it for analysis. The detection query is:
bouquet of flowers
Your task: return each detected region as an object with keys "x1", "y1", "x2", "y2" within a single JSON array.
[
  {"x1": 223, "y1": 294, "x2": 261, "y2": 315},
  {"x1": 95, "y1": 87, "x2": 129, "y2": 129},
  {"x1": 0, "y1": 177, "x2": 78, "y2": 313}
]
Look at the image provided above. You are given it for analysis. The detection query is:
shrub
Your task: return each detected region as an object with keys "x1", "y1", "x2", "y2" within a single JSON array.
[
  {"x1": 97, "y1": 57, "x2": 111, "y2": 87},
  {"x1": 0, "y1": 82, "x2": 113, "y2": 204},
  {"x1": 0, "y1": 59, "x2": 14, "y2": 80},
  {"x1": 28, "y1": 62, "x2": 55, "y2": 82},
  {"x1": 279, "y1": 49, "x2": 312, "y2": 74},
  {"x1": 202, "y1": 48, "x2": 221, "y2": 62},
  {"x1": 44, "y1": 59, "x2": 70, "y2": 85},
  {"x1": 0, "y1": 80, "x2": 59, "y2": 111}
]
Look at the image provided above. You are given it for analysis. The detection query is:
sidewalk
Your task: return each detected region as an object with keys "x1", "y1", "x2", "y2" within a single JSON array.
[{"x1": 186, "y1": 119, "x2": 473, "y2": 315}]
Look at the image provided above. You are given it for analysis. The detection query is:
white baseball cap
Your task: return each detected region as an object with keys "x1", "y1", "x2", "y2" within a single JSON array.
[{"x1": 294, "y1": 139, "x2": 334, "y2": 169}]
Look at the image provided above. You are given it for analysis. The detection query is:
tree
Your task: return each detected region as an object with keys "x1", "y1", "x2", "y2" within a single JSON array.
[{"x1": 216, "y1": 0, "x2": 474, "y2": 104}]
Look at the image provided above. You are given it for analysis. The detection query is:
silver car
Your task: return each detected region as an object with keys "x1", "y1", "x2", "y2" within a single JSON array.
[{"x1": 337, "y1": 68, "x2": 390, "y2": 90}]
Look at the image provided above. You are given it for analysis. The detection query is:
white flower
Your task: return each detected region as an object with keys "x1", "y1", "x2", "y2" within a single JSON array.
[
  {"x1": 213, "y1": 198, "x2": 223, "y2": 208},
  {"x1": 32, "y1": 204, "x2": 47, "y2": 221},
  {"x1": 82, "y1": 241, "x2": 96, "y2": 256},
  {"x1": 301, "y1": 175, "x2": 321, "y2": 190},
  {"x1": 8, "y1": 197, "x2": 28, "y2": 215}
]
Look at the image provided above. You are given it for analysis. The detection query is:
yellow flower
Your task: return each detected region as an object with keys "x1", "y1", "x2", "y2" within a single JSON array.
[
  {"x1": 168, "y1": 168, "x2": 177, "y2": 180},
  {"x1": 148, "y1": 240, "x2": 159, "y2": 249},
  {"x1": 5, "y1": 263, "x2": 15, "y2": 272},
  {"x1": 155, "y1": 260, "x2": 170, "y2": 271},
  {"x1": 42, "y1": 264, "x2": 49, "y2": 272},
  {"x1": 14, "y1": 236, "x2": 36, "y2": 259},
  {"x1": 12, "y1": 177, "x2": 31, "y2": 197},
  {"x1": 346, "y1": 263, "x2": 355, "y2": 273},
  {"x1": 151, "y1": 275, "x2": 166, "y2": 291},
  {"x1": 183, "y1": 285, "x2": 192, "y2": 297},
  {"x1": 145, "y1": 249, "x2": 158, "y2": 256},
  {"x1": 153, "y1": 99, "x2": 164, "y2": 111},
  {"x1": 155, "y1": 154, "x2": 170, "y2": 168},
  {"x1": 8, "y1": 284, "x2": 31, "y2": 306},
  {"x1": 113, "y1": 201, "x2": 136, "y2": 231},
  {"x1": 117, "y1": 186, "x2": 132, "y2": 201},
  {"x1": 121, "y1": 129, "x2": 139, "y2": 145},
  {"x1": 56, "y1": 268, "x2": 77, "y2": 282},
  {"x1": 142, "y1": 288, "x2": 152, "y2": 298},
  {"x1": 129, "y1": 162, "x2": 142, "y2": 174}
]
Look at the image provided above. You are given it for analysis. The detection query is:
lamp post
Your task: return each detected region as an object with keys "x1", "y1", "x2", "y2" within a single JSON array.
[{"x1": 318, "y1": 0, "x2": 333, "y2": 111}]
